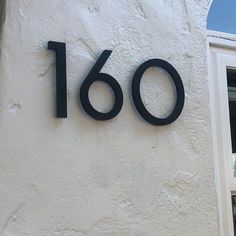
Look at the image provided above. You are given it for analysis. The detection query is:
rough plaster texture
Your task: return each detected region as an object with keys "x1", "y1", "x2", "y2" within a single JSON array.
[{"x1": 0, "y1": 0, "x2": 219, "y2": 235}]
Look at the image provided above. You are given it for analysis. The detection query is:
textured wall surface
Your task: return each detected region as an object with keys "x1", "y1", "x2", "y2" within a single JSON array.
[{"x1": 0, "y1": 0, "x2": 219, "y2": 235}]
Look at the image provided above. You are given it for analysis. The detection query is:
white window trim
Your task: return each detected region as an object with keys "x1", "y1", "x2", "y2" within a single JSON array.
[{"x1": 208, "y1": 30, "x2": 236, "y2": 236}]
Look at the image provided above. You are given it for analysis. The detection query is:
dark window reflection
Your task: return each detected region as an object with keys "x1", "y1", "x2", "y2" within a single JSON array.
[
  {"x1": 227, "y1": 69, "x2": 236, "y2": 177},
  {"x1": 232, "y1": 196, "x2": 236, "y2": 235}
]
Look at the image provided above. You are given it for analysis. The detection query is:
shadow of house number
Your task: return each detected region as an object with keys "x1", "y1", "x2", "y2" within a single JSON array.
[{"x1": 48, "y1": 41, "x2": 185, "y2": 126}]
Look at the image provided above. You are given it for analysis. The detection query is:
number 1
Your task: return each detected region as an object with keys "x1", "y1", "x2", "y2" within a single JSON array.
[{"x1": 48, "y1": 41, "x2": 67, "y2": 118}]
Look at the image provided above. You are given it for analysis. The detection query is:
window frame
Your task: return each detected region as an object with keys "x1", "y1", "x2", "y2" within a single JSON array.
[{"x1": 208, "y1": 30, "x2": 236, "y2": 236}]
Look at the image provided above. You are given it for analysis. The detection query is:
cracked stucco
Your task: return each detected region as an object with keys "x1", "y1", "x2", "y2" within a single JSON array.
[{"x1": 0, "y1": 0, "x2": 219, "y2": 235}]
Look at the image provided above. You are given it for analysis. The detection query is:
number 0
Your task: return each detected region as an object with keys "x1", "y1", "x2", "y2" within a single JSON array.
[{"x1": 132, "y1": 59, "x2": 185, "y2": 125}]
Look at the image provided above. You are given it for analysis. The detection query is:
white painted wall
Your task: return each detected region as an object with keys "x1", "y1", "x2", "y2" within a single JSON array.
[{"x1": 0, "y1": 0, "x2": 219, "y2": 235}]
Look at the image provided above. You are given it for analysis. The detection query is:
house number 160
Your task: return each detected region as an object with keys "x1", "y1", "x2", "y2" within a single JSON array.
[{"x1": 48, "y1": 41, "x2": 185, "y2": 126}]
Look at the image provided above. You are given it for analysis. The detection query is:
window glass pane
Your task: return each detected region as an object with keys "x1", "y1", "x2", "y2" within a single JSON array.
[
  {"x1": 232, "y1": 195, "x2": 236, "y2": 235},
  {"x1": 208, "y1": 0, "x2": 236, "y2": 34},
  {"x1": 227, "y1": 69, "x2": 236, "y2": 177}
]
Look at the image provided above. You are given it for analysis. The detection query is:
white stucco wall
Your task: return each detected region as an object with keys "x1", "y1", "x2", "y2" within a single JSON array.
[{"x1": 0, "y1": 0, "x2": 219, "y2": 235}]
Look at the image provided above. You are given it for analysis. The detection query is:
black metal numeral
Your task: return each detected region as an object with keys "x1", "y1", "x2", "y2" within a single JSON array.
[
  {"x1": 80, "y1": 50, "x2": 123, "y2": 120},
  {"x1": 132, "y1": 59, "x2": 185, "y2": 125},
  {"x1": 48, "y1": 41, "x2": 67, "y2": 118}
]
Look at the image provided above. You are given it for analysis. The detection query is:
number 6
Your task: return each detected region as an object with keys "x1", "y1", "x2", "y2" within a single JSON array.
[{"x1": 79, "y1": 50, "x2": 124, "y2": 120}]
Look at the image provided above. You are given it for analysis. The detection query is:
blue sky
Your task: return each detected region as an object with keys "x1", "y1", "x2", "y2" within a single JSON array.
[{"x1": 207, "y1": 0, "x2": 236, "y2": 34}]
